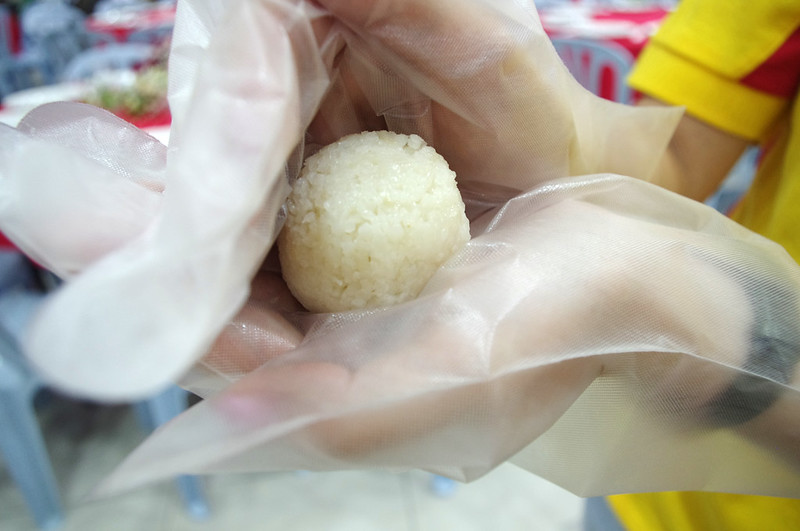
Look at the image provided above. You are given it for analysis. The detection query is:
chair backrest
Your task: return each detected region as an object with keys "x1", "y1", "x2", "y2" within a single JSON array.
[
  {"x1": 61, "y1": 42, "x2": 155, "y2": 81},
  {"x1": 20, "y1": 0, "x2": 90, "y2": 78},
  {"x1": 127, "y1": 24, "x2": 173, "y2": 46},
  {"x1": 0, "y1": 4, "x2": 14, "y2": 58},
  {"x1": 21, "y1": 0, "x2": 86, "y2": 42},
  {"x1": 0, "y1": 252, "x2": 45, "y2": 385},
  {"x1": 551, "y1": 38, "x2": 635, "y2": 104},
  {"x1": 93, "y1": 0, "x2": 151, "y2": 13},
  {"x1": 0, "y1": 57, "x2": 16, "y2": 99}
]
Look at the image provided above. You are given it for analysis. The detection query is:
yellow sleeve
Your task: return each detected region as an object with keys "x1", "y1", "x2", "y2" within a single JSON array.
[
  {"x1": 608, "y1": 491, "x2": 800, "y2": 531},
  {"x1": 627, "y1": 0, "x2": 800, "y2": 141}
]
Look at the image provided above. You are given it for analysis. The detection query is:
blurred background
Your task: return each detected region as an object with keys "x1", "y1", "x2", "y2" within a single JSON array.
[{"x1": 2, "y1": 1, "x2": 753, "y2": 529}]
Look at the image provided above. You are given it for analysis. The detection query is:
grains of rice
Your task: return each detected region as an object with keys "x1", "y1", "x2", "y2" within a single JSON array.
[{"x1": 278, "y1": 130, "x2": 470, "y2": 312}]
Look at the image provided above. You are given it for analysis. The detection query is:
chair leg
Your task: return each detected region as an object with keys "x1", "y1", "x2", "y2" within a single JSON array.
[
  {"x1": 429, "y1": 474, "x2": 458, "y2": 498},
  {"x1": 0, "y1": 386, "x2": 64, "y2": 530},
  {"x1": 175, "y1": 474, "x2": 211, "y2": 520},
  {"x1": 135, "y1": 386, "x2": 210, "y2": 520}
]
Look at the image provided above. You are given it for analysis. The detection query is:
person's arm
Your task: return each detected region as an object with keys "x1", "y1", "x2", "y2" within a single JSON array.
[{"x1": 637, "y1": 96, "x2": 751, "y2": 202}]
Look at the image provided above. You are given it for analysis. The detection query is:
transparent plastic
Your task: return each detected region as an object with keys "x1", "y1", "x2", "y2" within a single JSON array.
[{"x1": 0, "y1": 0, "x2": 797, "y2": 499}]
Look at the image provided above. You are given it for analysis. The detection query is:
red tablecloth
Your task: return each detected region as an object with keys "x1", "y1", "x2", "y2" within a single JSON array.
[{"x1": 0, "y1": 231, "x2": 15, "y2": 250}]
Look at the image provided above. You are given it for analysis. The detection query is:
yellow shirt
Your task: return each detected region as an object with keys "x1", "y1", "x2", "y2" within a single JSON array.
[
  {"x1": 611, "y1": 0, "x2": 800, "y2": 528},
  {"x1": 628, "y1": 0, "x2": 800, "y2": 262}
]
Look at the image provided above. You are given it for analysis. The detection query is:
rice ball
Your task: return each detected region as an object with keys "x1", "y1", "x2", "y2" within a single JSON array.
[{"x1": 278, "y1": 130, "x2": 470, "y2": 313}]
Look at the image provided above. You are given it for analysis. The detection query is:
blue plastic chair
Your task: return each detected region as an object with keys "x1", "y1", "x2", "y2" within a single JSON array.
[
  {"x1": 93, "y1": 0, "x2": 152, "y2": 12},
  {"x1": 126, "y1": 25, "x2": 173, "y2": 46},
  {"x1": 0, "y1": 331, "x2": 65, "y2": 530},
  {"x1": 0, "y1": 5, "x2": 55, "y2": 99},
  {"x1": 0, "y1": 251, "x2": 210, "y2": 529},
  {"x1": 0, "y1": 252, "x2": 62, "y2": 529},
  {"x1": 0, "y1": 4, "x2": 13, "y2": 57},
  {"x1": 18, "y1": 0, "x2": 92, "y2": 81},
  {"x1": 60, "y1": 42, "x2": 155, "y2": 81},
  {"x1": 551, "y1": 38, "x2": 635, "y2": 104},
  {"x1": 429, "y1": 474, "x2": 458, "y2": 497},
  {"x1": 705, "y1": 146, "x2": 760, "y2": 215},
  {"x1": 133, "y1": 387, "x2": 211, "y2": 520},
  {"x1": 0, "y1": 51, "x2": 56, "y2": 99}
]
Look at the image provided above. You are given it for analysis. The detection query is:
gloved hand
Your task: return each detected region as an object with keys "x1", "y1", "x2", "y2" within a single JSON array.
[
  {"x1": 1, "y1": 0, "x2": 798, "y2": 499},
  {"x1": 1, "y1": 0, "x2": 330, "y2": 400},
  {"x1": 306, "y1": 0, "x2": 681, "y2": 191},
  {"x1": 0, "y1": 0, "x2": 677, "y2": 401},
  {"x1": 99, "y1": 173, "x2": 800, "y2": 498}
]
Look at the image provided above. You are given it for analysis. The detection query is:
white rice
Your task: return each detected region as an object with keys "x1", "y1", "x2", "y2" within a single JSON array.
[{"x1": 278, "y1": 130, "x2": 470, "y2": 312}]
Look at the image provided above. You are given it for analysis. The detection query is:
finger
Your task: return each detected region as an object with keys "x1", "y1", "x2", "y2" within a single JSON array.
[
  {"x1": 18, "y1": 102, "x2": 167, "y2": 192},
  {"x1": 93, "y1": 360, "x2": 353, "y2": 496},
  {"x1": 305, "y1": 358, "x2": 599, "y2": 464}
]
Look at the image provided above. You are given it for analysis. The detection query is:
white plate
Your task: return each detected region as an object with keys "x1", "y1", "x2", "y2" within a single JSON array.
[
  {"x1": 2, "y1": 81, "x2": 92, "y2": 109},
  {"x1": 0, "y1": 106, "x2": 31, "y2": 127}
]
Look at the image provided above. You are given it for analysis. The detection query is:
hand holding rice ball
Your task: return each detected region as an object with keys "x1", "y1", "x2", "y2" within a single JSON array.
[{"x1": 278, "y1": 131, "x2": 471, "y2": 312}]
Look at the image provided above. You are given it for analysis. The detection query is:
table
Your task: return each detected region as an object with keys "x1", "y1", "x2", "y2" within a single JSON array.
[
  {"x1": 540, "y1": 4, "x2": 669, "y2": 56},
  {"x1": 0, "y1": 85, "x2": 170, "y2": 252},
  {"x1": 86, "y1": 3, "x2": 176, "y2": 44}
]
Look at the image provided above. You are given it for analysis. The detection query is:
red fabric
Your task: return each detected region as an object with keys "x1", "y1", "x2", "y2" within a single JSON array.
[
  {"x1": 592, "y1": 8, "x2": 670, "y2": 26},
  {"x1": 740, "y1": 25, "x2": 800, "y2": 98},
  {"x1": 8, "y1": 10, "x2": 21, "y2": 54},
  {"x1": 0, "y1": 231, "x2": 17, "y2": 250},
  {"x1": 116, "y1": 107, "x2": 172, "y2": 129}
]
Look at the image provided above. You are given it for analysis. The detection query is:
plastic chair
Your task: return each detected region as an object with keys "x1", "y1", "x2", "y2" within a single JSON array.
[
  {"x1": 93, "y1": 0, "x2": 151, "y2": 13},
  {"x1": 0, "y1": 329, "x2": 64, "y2": 530},
  {"x1": 127, "y1": 25, "x2": 173, "y2": 46},
  {"x1": 705, "y1": 146, "x2": 760, "y2": 215},
  {"x1": 551, "y1": 38, "x2": 635, "y2": 103},
  {"x1": 133, "y1": 387, "x2": 211, "y2": 520},
  {"x1": 0, "y1": 251, "x2": 210, "y2": 529},
  {"x1": 0, "y1": 4, "x2": 13, "y2": 57},
  {"x1": 0, "y1": 5, "x2": 13, "y2": 96},
  {"x1": 0, "y1": 5, "x2": 55, "y2": 98},
  {"x1": 19, "y1": 0, "x2": 92, "y2": 80},
  {"x1": 60, "y1": 42, "x2": 155, "y2": 81},
  {"x1": 0, "y1": 51, "x2": 56, "y2": 99},
  {"x1": 0, "y1": 255, "x2": 63, "y2": 530},
  {"x1": 429, "y1": 475, "x2": 458, "y2": 497}
]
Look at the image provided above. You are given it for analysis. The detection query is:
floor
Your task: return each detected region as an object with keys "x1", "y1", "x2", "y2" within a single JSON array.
[{"x1": 0, "y1": 393, "x2": 587, "y2": 531}]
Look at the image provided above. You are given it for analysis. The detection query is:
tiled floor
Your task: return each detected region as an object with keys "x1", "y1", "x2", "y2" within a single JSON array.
[{"x1": 0, "y1": 396, "x2": 586, "y2": 531}]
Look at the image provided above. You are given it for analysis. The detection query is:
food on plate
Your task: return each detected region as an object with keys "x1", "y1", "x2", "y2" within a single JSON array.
[{"x1": 278, "y1": 130, "x2": 470, "y2": 312}]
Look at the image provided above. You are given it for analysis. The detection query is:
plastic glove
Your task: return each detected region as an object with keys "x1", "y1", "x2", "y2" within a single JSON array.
[
  {"x1": 0, "y1": 0, "x2": 333, "y2": 400},
  {"x1": 1, "y1": 0, "x2": 798, "y2": 500},
  {"x1": 306, "y1": 0, "x2": 681, "y2": 191},
  {"x1": 98, "y1": 174, "x2": 800, "y2": 498},
  {"x1": 0, "y1": 0, "x2": 678, "y2": 401}
]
